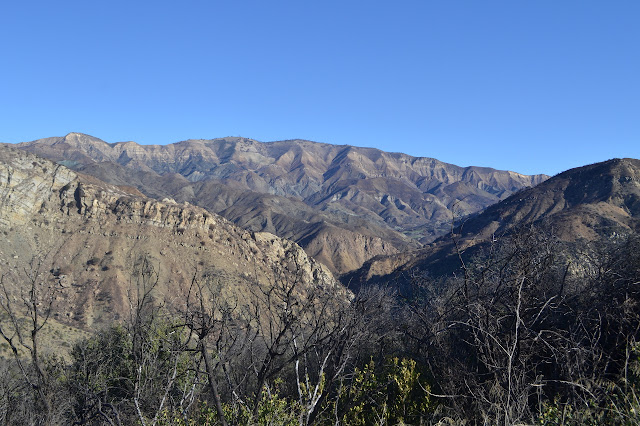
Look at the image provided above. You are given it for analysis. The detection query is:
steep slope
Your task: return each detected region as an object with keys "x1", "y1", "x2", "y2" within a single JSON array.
[
  {"x1": 458, "y1": 158, "x2": 640, "y2": 241},
  {"x1": 349, "y1": 158, "x2": 640, "y2": 285},
  {"x1": 12, "y1": 133, "x2": 547, "y2": 274},
  {"x1": 69, "y1": 159, "x2": 410, "y2": 274},
  {"x1": 0, "y1": 145, "x2": 338, "y2": 330}
]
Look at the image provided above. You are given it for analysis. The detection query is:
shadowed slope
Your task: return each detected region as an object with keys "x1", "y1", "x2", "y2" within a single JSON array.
[{"x1": 347, "y1": 158, "x2": 640, "y2": 286}]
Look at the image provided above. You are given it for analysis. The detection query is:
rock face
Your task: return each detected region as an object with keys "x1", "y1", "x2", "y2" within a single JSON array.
[
  {"x1": 0, "y1": 152, "x2": 75, "y2": 226},
  {"x1": 12, "y1": 133, "x2": 547, "y2": 274},
  {"x1": 347, "y1": 158, "x2": 640, "y2": 286},
  {"x1": 0, "y1": 146, "x2": 338, "y2": 329}
]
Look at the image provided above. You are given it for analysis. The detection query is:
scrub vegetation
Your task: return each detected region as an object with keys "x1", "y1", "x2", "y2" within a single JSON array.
[{"x1": 1, "y1": 226, "x2": 640, "y2": 425}]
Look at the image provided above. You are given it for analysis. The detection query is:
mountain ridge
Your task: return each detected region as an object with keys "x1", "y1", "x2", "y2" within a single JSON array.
[
  {"x1": 0, "y1": 145, "x2": 338, "y2": 328},
  {"x1": 346, "y1": 157, "x2": 640, "y2": 286},
  {"x1": 10, "y1": 133, "x2": 548, "y2": 274}
]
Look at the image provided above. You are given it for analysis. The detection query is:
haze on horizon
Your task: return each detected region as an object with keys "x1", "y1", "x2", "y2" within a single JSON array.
[{"x1": 1, "y1": 0, "x2": 638, "y2": 176}]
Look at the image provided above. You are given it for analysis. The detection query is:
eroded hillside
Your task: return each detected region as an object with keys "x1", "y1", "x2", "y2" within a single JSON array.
[
  {"x1": 0, "y1": 146, "x2": 339, "y2": 329},
  {"x1": 348, "y1": 158, "x2": 640, "y2": 286},
  {"x1": 13, "y1": 133, "x2": 547, "y2": 274}
]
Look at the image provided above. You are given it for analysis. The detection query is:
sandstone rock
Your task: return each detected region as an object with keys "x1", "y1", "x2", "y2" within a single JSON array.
[{"x1": 0, "y1": 145, "x2": 343, "y2": 329}]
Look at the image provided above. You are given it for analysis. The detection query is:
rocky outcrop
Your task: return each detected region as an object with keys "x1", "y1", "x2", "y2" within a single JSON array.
[
  {"x1": 0, "y1": 147, "x2": 75, "y2": 226},
  {"x1": 0, "y1": 146, "x2": 339, "y2": 328}
]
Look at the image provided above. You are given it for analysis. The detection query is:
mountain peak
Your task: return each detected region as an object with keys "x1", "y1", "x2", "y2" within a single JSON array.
[
  {"x1": 65, "y1": 131, "x2": 92, "y2": 138},
  {"x1": 63, "y1": 132, "x2": 108, "y2": 143}
]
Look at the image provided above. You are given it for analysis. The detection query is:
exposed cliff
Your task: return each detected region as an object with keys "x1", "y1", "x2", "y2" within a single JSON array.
[{"x1": 0, "y1": 146, "x2": 339, "y2": 329}]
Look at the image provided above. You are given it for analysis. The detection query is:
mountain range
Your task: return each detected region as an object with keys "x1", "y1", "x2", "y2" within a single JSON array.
[
  {"x1": 2, "y1": 133, "x2": 638, "y2": 331},
  {"x1": 11, "y1": 133, "x2": 547, "y2": 275},
  {"x1": 347, "y1": 157, "x2": 640, "y2": 286},
  {"x1": 2, "y1": 134, "x2": 638, "y2": 425}
]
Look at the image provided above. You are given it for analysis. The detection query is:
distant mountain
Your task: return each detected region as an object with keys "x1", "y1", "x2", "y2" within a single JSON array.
[
  {"x1": 12, "y1": 133, "x2": 547, "y2": 274},
  {"x1": 0, "y1": 145, "x2": 337, "y2": 330},
  {"x1": 348, "y1": 158, "x2": 640, "y2": 285}
]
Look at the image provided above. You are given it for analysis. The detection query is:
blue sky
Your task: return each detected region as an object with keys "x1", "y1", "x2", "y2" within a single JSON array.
[{"x1": 1, "y1": 1, "x2": 638, "y2": 176}]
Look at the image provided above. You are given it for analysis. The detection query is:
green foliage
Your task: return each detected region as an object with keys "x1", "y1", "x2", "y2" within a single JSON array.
[
  {"x1": 68, "y1": 324, "x2": 135, "y2": 421},
  {"x1": 537, "y1": 398, "x2": 605, "y2": 425},
  {"x1": 157, "y1": 380, "x2": 302, "y2": 426},
  {"x1": 235, "y1": 382, "x2": 301, "y2": 426},
  {"x1": 334, "y1": 357, "x2": 432, "y2": 425},
  {"x1": 68, "y1": 317, "x2": 196, "y2": 424},
  {"x1": 70, "y1": 324, "x2": 132, "y2": 390},
  {"x1": 158, "y1": 401, "x2": 218, "y2": 426}
]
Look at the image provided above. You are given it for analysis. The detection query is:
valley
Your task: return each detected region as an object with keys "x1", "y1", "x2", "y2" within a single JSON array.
[{"x1": 1, "y1": 136, "x2": 638, "y2": 425}]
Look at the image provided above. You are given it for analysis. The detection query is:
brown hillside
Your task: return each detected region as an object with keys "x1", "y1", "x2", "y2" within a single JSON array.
[
  {"x1": 11, "y1": 133, "x2": 547, "y2": 274},
  {"x1": 0, "y1": 145, "x2": 339, "y2": 331},
  {"x1": 348, "y1": 158, "x2": 640, "y2": 285}
]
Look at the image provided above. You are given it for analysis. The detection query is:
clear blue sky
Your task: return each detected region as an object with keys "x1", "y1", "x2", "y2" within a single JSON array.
[{"x1": 1, "y1": 1, "x2": 638, "y2": 176}]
